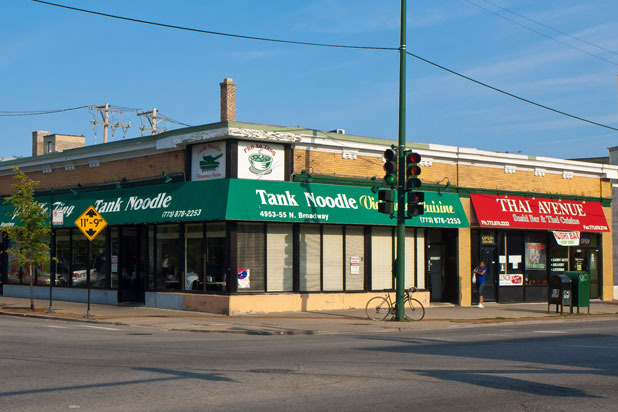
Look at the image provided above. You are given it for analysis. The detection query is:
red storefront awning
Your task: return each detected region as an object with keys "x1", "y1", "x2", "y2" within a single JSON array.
[{"x1": 470, "y1": 194, "x2": 609, "y2": 232}]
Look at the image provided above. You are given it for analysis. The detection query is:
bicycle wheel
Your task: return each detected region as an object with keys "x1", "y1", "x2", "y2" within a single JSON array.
[
  {"x1": 405, "y1": 298, "x2": 425, "y2": 321},
  {"x1": 366, "y1": 297, "x2": 391, "y2": 321}
]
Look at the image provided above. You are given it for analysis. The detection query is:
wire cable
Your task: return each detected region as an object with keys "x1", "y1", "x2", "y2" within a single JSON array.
[
  {"x1": 478, "y1": 0, "x2": 618, "y2": 58},
  {"x1": 405, "y1": 50, "x2": 618, "y2": 132},
  {"x1": 31, "y1": 0, "x2": 397, "y2": 51},
  {"x1": 463, "y1": 0, "x2": 618, "y2": 67},
  {"x1": 28, "y1": 0, "x2": 618, "y2": 133},
  {"x1": 158, "y1": 115, "x2": 192, "y2": 127},
  {"x1": 0, "y1": 105, "x2": 89, "y2": 116}
]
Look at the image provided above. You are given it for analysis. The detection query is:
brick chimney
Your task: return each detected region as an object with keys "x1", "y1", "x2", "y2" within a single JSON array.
[
  {"x1": 32, "y1": 130, "x2": 50, "y2": 156},
  {"x1": 220, "y1": 78, "x2": 236, "y2": 122}
]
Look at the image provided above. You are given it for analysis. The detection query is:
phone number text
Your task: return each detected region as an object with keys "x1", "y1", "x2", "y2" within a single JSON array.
[{"x1": 162, "y1": 209, "x2": 202, "y2": 218}]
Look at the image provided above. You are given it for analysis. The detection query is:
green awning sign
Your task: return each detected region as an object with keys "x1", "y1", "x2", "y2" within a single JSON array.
[
  {"x1": 0, "y1": 179, "x2": 469, "y2": 228},
  {"x1": 227, "y1": 179, "x2": 468, "y2": 227}
]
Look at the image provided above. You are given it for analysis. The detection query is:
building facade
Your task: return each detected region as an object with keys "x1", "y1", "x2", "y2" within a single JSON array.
[{"x1": 0, "y1": 81, "x2": 615, "y2": 314}]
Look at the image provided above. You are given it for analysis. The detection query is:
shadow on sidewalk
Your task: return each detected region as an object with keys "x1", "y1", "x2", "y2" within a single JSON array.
[{"x1": 298, "y1": 310, "x2": 366, "y2": 320}]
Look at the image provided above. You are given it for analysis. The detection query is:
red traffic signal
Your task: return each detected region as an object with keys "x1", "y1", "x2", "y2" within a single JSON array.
[
  {"x1": 406, "y1": 151, "x2": 422, "y2": 190},
  {"x1": 407, "y1": 152, "x2": 421, "y2": 164}
]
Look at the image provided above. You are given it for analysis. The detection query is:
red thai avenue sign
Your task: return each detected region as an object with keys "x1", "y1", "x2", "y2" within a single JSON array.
[{"x1": 471, "y1": 194, "x2": 609, "y2": 232}]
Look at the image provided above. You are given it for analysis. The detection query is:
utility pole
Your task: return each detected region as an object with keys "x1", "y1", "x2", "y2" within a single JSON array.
[
  {"x1": 91, "y1": 103, "x2": 130, "y2": 143},
  {"x1": 395, "y1": 0, "x2": 407, "y2": 321},
  {"x1": 138, "y1": 107, "x2": 169, "y2": 136}
]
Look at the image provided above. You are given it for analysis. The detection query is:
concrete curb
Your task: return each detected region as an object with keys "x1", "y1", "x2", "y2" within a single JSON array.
[
  {"x1": 0, "y1": 310, "x2": 317, "y2": 335},
  {"x1": 3, "y1": 308, "x2": 618, "y2": 336},
  {"x1": 0, "y1": 310, "x2": 109, "y2": 324}
]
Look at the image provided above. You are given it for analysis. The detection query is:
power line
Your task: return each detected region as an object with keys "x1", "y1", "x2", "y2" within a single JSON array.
[
  {"x1": 478, "y1": 0, "x2": 618, "y2": 58},
  {"x1": 0, "y1": 104, "x2": 193, "y2": 127},
  {"x1": 29, "y1": 0, "x2": 618, "y2": 133},
  {"x1": 31, "y1": 0, "x2": 397, "y2": 51},
  {"x1": 158, "y1": 114, "x2": 192, "y2": 127},
  {"x1": 0, "y1": 105, "x2": 89, "y2": 116},
  {"x1": 463, "y1": 0, "x2": 618, "y2": 67},
  {"x1": 405, "y1": 51, "x2": 618, "y2": 132}
]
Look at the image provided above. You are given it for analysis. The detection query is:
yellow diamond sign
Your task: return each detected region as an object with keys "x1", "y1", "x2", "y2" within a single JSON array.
[{"x1": 75, "y1": 205, "x2": 107, "y2": 241}]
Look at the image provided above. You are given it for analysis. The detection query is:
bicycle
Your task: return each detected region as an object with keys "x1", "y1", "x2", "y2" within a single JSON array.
[{"x1": 365, "y1": 287, "x2": 425, "y2": 321}]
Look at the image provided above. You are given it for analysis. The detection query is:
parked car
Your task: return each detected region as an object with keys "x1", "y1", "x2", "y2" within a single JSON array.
[{"x1": 71, "y1": 265, "x2": 101, "y2": 287}]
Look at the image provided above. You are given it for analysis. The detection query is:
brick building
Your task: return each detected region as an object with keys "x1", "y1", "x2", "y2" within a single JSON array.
[{"x1": 0, "y1": 79, "x2": 615, "y2": 314}]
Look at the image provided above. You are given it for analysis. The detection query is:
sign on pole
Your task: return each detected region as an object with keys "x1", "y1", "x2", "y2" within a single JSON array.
[
  {"x1": 74, "y1": 205, "x2": 107, "y2": 319},
  {"x1": 52, "y1": 209, "x2": 64, "y2": 226},
  {"x1": 74, "y1": 205, "x2": 107, "y2": 241}
]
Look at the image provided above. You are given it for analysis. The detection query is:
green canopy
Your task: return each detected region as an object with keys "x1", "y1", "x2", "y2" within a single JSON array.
[{"x1": 0, "y1": 179, "x2": 469, "y2": 229}]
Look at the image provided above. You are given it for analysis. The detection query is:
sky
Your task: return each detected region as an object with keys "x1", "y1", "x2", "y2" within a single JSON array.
[{"x1": 2, "y1": 0, "x2": 618, "y2": 159}]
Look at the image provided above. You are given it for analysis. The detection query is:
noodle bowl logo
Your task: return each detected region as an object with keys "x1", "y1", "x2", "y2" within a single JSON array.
[
  {"x1": 244, "y1": 144, "x2": 276, "y2": 176},
  {"x1": 249, "y1": 151, "x2": 273, "y2": 175}
]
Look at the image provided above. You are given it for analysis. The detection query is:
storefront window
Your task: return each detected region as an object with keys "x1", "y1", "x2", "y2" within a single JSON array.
[
  {"x1": 237, "y1": 223, "x2": 265, "y2": 292},
  {"x1": 147, "y1": 226, "x2": 155, "y2": 290},
  {"x1": 266, "y1": 223, "x2": 293, "y2": 292},
  {"x1": 206, "y1": 223, "x2": 226, "y2": 291},
  {"x1": 497, "y1": 232, "x2": 524, "y2": 287},
  {"x1": 416, "y1": 229, "x2": 426, "y2": 290},
  {"x1": 157, "y1": 224, "x2": 180, "y2": 290},
  {"x1": 35, "y1": 235, "x2": 51, "y2": 286},
  {"x1": 323, "y1": 225, "x2": 343, "y2": 291},
  {"x1": 524, "y1": 232, "x2": 547, "y2": 286},
  {"x1": 110, "y1": 228, "x2": 119, "y2": 289},
  {"x1": 6, "y1": 239, "x2": 23, "y2": 284},
  {"x1": 580, "y1": 233, "x2": 599, "y2": 247},
  {"x1": 345, "y1": 226, "x2": 364, "y2": 291},
  {"x1": 371, "y1": 227, "x2": 393, "y2": 290},
  {"x1": 404, "y1": 228, "x2": 416, "y2": 289},
  {"x1": 548, "y1": 235, "x2": 568, "y2": 277},
  {"x1": 299, "y1": 225, "x2": 321, "y2": 291},
  {"x1": 185, "y1": 223, "x2": 204, "y2": 291},
  {"x1": 72, "y1": 229, "x2": 106, "y2": 288},
  {"x1": 92, "y1": 230, "x2": 107, "y2": 289},
  {"x1": 55, "y1": 229, "x2": 71, "y2": 286}
]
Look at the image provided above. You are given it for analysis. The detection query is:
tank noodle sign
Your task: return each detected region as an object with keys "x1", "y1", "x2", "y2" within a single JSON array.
[{"x1": 244, "y1": 180, "x2": 469, "y2": 227}]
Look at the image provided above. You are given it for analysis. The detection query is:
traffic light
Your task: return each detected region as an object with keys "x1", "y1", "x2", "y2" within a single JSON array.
[
  {"x1": 407, "y1": 191, "x2": 424, "y2": 217},
  {"x1": 383, "y1": 148, "x2": 397, "y2": 187},
  {"x1": 405, "y1": 151, "x2": 422, "y2": 191},
  {"x1": 377, "y1": 189, "x2": 394, "y2": 215}
]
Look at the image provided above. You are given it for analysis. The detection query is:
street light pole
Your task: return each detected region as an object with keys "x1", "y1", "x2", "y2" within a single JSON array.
[{"x1": 395, "y1": 0, "x2": 407, "y2": 321}]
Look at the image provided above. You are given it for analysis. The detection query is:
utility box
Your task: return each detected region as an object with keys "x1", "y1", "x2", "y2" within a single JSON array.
[
  {"x1": 548, "y1": 274, "x2": 572, "y2": 314},
  {"x1": 564, "y1": 271, "x2": 590, "y2": 314}
]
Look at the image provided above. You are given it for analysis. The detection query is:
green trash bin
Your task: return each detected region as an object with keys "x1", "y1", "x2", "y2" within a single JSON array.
[{"x1": 564, "y1": 271, "x2": 590, "y2": 314}]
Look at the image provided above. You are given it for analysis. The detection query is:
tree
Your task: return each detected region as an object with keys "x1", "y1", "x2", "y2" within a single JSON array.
[{"x1": 3, "y1": 168, "x2": 50, "y2": 311}]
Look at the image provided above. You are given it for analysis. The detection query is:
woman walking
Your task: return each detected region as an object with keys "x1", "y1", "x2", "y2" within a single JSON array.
[{"x1": 473, "y1": 261, "x2": 487, "y2": 308}]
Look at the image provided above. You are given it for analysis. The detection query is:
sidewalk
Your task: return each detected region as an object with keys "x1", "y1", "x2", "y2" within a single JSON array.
[{"x1": 2, "y1": 296, "x2": 618, "y2": 335}]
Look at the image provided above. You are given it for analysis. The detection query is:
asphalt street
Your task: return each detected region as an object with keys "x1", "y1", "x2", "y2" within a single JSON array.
[{"x1": 2, "y1": 316, "x2": 618, "y2": 411}]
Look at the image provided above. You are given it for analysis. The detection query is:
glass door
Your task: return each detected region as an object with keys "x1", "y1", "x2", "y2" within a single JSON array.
[
  {"x1": 118, "y1": 226, "x2": 146, "y2": 303},
  {"x1": 588, "y1": 249, "x2": 600, "y2": 299},
  {"x1": 427, "y1": 245, "x2": 443, "y2": 302},
  {"x1": 206, "y1": 223, "x2": 226, "y2": 291},
  {"x1": 479, "y1": 245, "x2": 497, "y2": 302}
]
